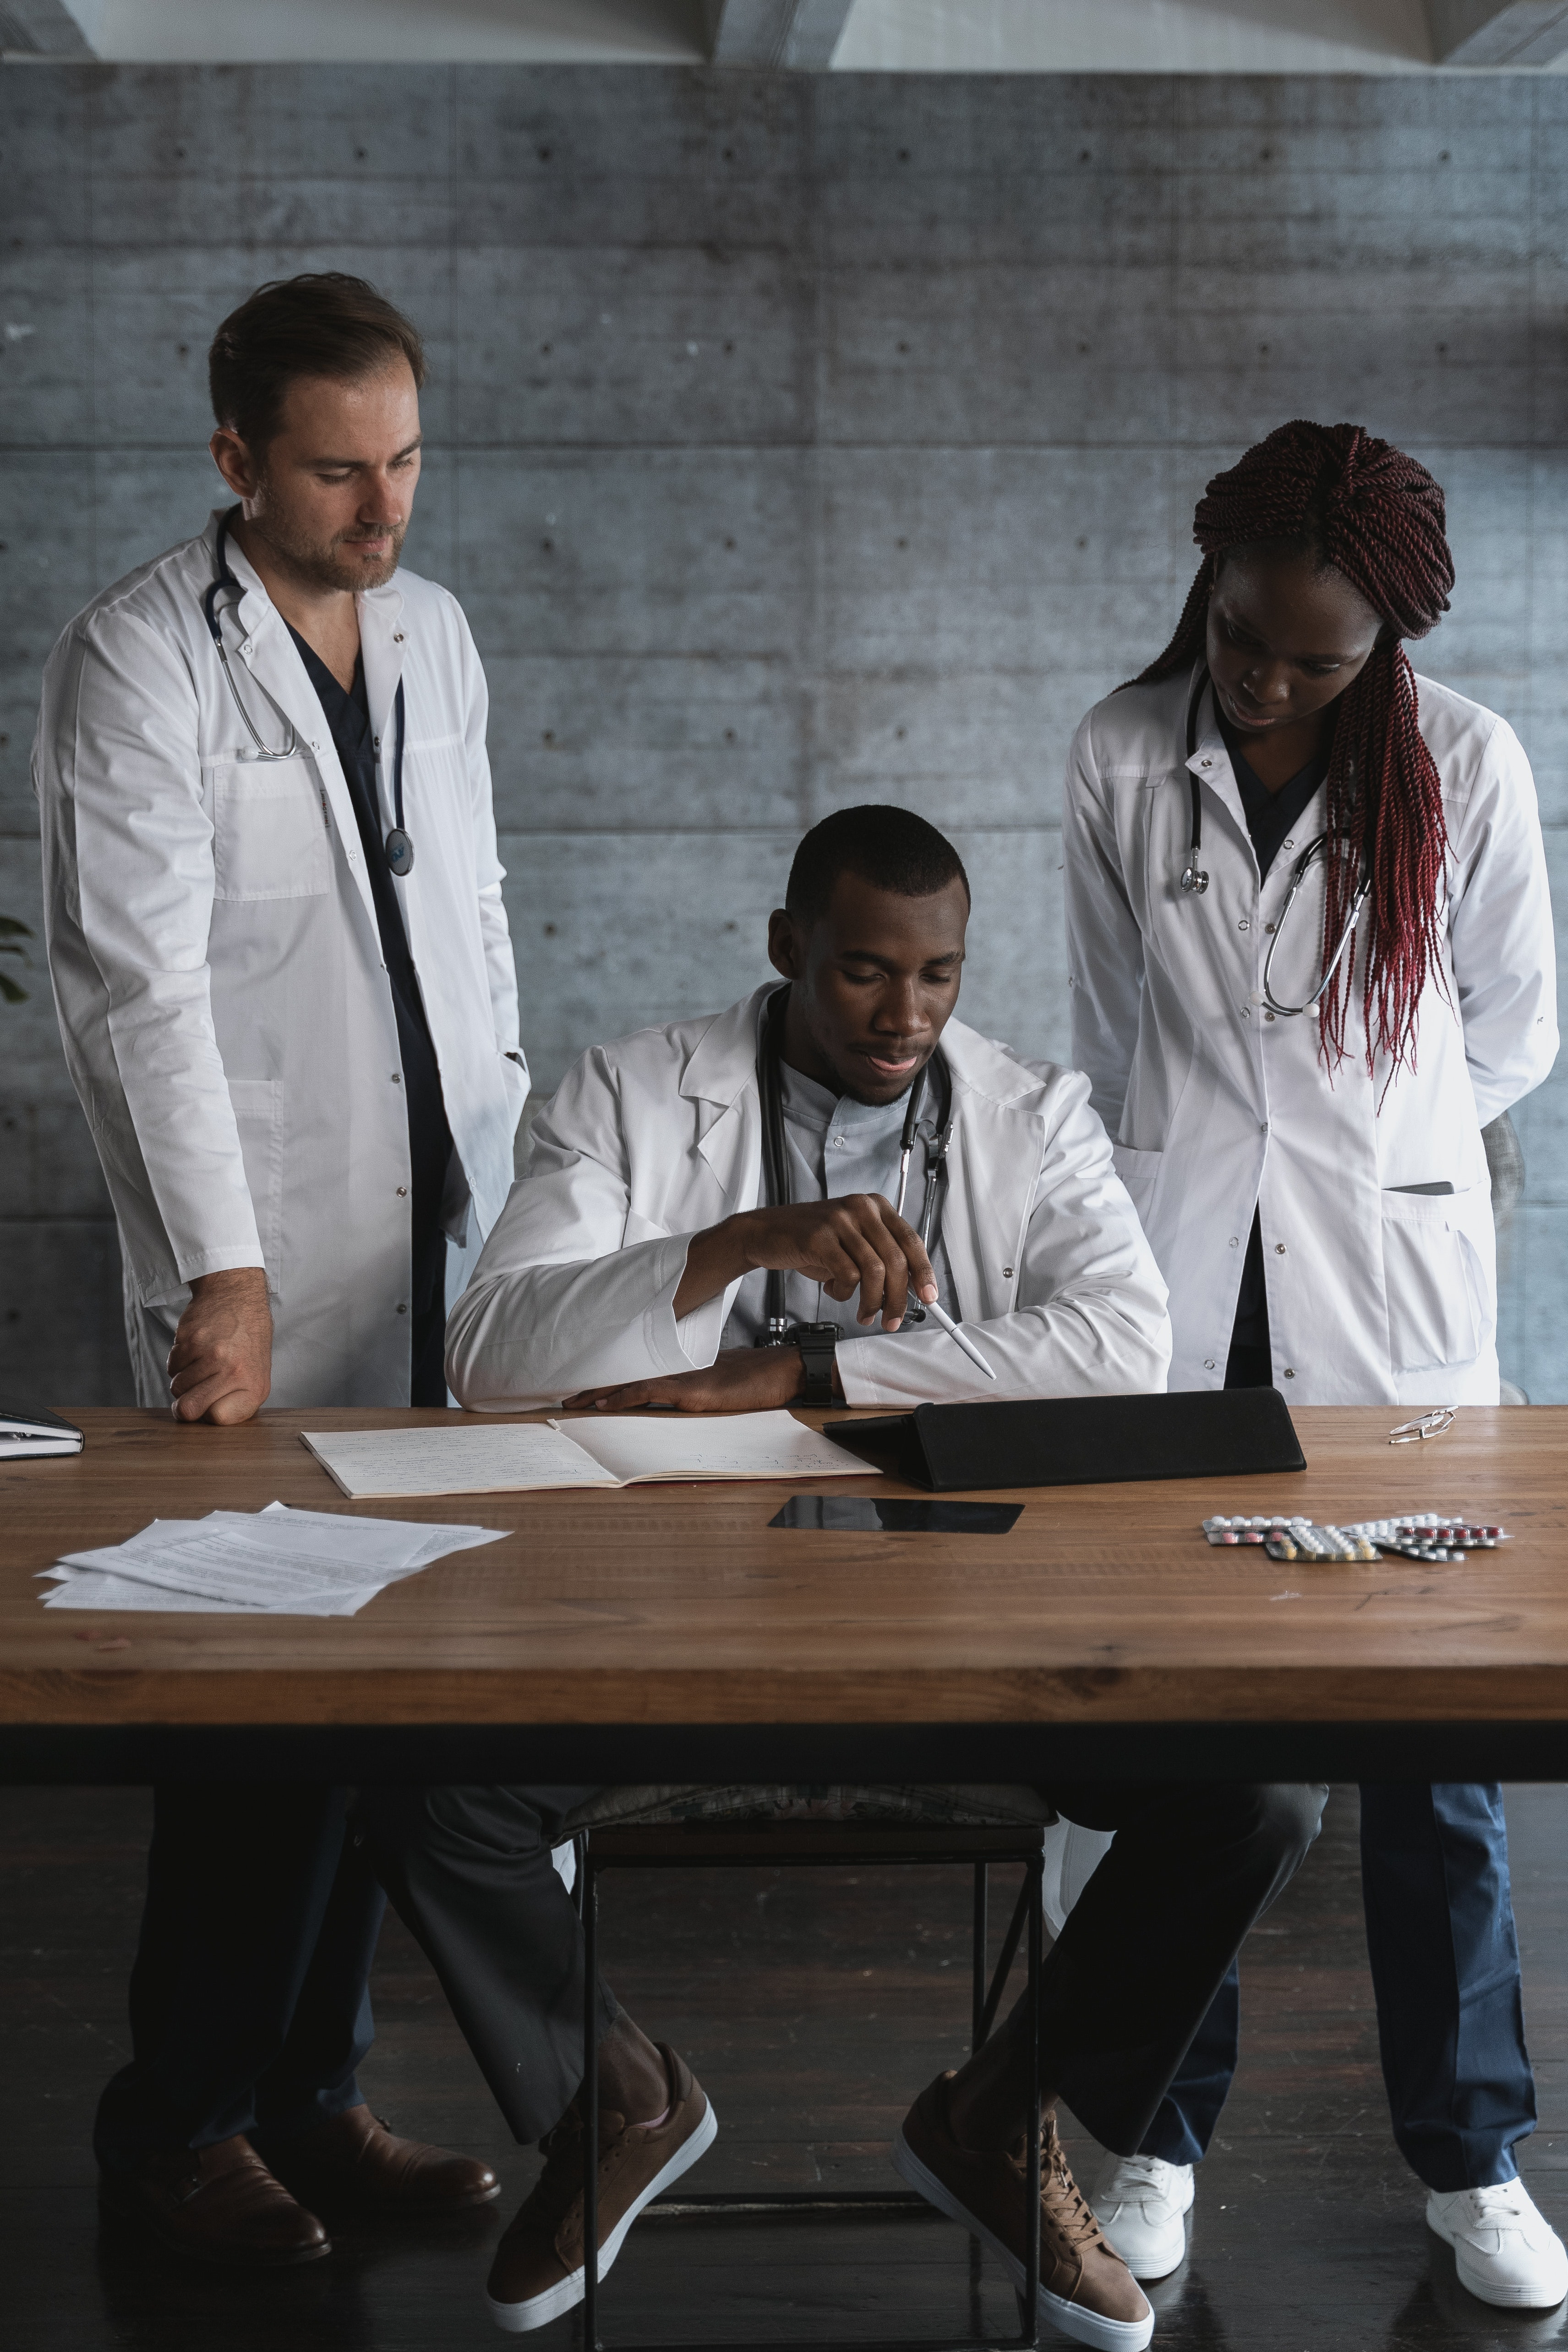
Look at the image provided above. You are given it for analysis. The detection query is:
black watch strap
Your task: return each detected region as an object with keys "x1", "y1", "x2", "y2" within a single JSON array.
[{"x1": 796, "y1": 1326, "x2": 839, "y2": 1406}]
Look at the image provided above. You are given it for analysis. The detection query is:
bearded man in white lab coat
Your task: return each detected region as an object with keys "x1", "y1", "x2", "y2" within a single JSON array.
[{"x1": 33, "y1": 274, "x2": 523, "y2": 2264}]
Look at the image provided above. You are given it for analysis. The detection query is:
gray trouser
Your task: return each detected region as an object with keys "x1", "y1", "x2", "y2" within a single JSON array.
[
  {"x1": 353, "y1": 1777, "x2": 1325, "y2": 2158},
  {"x1": 352, "y1": 1784, "x2": 618, "y2": 2144}
]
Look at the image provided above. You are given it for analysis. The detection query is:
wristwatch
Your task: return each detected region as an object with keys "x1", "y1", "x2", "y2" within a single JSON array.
[{"x1": 792, "y1": 1322, "x2": 840, "y2": 1406}]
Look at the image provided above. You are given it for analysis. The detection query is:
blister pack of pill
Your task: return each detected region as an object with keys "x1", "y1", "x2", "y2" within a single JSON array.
[
  {"x1": 1340, "y1": 1514, "x2": 1507, "y2": 1564},
  {"x1": 1202, "y1": 1511, "x2": 1507, "y2": 1564},
  {"x1": 1203, "y1": 1515, "x2": 1310, "y2": 1546}
]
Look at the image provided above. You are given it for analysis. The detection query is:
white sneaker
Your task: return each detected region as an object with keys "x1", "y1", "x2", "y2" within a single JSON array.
[
  {"x1": 1090, "y1": 2155, "x2": 1194, "y2": 2281},
  {"x1": 1427, "y1": 2181, "x2": 1568, "y2": 2310}
]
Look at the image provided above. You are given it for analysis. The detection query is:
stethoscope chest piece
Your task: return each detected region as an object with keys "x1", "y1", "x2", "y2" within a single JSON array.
[
  {"x1": 384, "y1": 827, "x2": 415, "y2": 878},
  {"x1": 1179, "y1": 857, "x2": 1208, "y2": 896}
]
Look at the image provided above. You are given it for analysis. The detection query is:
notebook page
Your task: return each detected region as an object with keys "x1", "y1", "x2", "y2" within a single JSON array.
[
  {"x1": 300, "y1": 1422, "x2": 619, "y2": 1499},
  {"x1": 549, "y1": 1409, "x2": 881, "y2": 1485}
]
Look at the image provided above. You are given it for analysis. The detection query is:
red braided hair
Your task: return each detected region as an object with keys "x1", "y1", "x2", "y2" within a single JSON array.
[{"x1": 1130, "y1": 420, "x2": 1454, "y2": 1073}]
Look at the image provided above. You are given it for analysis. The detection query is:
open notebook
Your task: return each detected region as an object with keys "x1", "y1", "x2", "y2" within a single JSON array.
[{"x1": 300, "y1": 1410, "x2": 880, "y2": 1501}]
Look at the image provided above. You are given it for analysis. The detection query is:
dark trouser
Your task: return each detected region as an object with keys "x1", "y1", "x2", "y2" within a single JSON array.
[
  {"x1": 353, "y1": 1786, "x2": 618, "y2": 2146},
  {"x1": 1141, "y1": 1783, "x2": 1536, "y2": 2190},
  {"x1": 1027, "y1": 1781, "x2": 1326, "y2": 2159},
  {"x1": 95, "y1": 1785, "x2": 385, "y2": 2171},
  {"x1": 353, "y1": 1779, "x2": 1324, "y2": 2162},
  {"x1": 411, "y1": 1232, "x2": 447, "y2": 1407}
]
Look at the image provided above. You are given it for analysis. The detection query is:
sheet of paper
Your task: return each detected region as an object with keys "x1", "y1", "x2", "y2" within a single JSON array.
[
  {"x1": 551, "y1": 1409, "x2": 883, "y2": 1485},
  {"x1": 41, "y1": 1503, "x2": 508, "y2": 1616},
  {"x1": 40, "y1": 1566, "x2": 271, "y2": 1615},
  {"x1": 300, "y1": 1422, "x2": 620, "y2": 1500}
]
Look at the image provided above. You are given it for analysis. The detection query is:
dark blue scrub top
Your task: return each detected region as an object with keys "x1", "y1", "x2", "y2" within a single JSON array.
[{"x1": 288, "y1": 626, "x2": 453, "y2": 1317}]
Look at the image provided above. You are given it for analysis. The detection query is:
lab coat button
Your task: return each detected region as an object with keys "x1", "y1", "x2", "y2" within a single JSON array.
[
  {"x1": 1229, "y1": 1236, "x2": 1239, "y2": 1247},
  {"x1": 1274, "y1": 1243, "x2": 1287, "y2": 1255},
  {"x1": 1283, "y1": 1367, "x2": 1295, "y2": 1378},
  {"x1": 395, "y1": 1302, "x2": 408, "y2": 1314},
  {"x1": 1204, "y1": 1359, "x2": 1216, "y2": 1371},
  {"x1": 1201, "y1": 758, "x2": 1212, "y2": 768},
  {"x1": 396, "y1": 1185, "x2": 408, "y2": 1197},
  {"x1": 1238, "y1": 919, "x2": 1250, "y2": 932},
  {"x1": 1002, "y1": 1266, "x2": 1014, "y2": 1278},
  {"x1": 1264, "y1": 1010, "x2": 1276, "y2": 1022},
  {"x1": 391, "y1": 1073, "x2": 401, "y2": 1086},
  {"x1": 393, "y1": 632, "x2": 404, "y2": 643}
]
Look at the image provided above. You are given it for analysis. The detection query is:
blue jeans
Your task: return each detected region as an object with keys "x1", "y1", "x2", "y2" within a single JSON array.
[{"x1": 1140, "y1": 1783, "x2": 1536, "y2": 2192}]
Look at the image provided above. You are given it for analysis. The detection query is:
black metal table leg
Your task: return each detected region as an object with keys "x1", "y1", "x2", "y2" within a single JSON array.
[
  {"x1": 583, "y1": 1835, "x2": 600, "y2": 2350},
  {"x1": 1021, "y1": 1850, "x2": 1043, "y2": 2349},
  {"x1": 971, "y1": 1860, "x2": 988, "y2": 2054}
]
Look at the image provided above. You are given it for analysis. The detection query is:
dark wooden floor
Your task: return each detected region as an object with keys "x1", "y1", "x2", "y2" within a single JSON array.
[{"x1": 3, "y1": 1785, "x2": 1566, "y2": 2350}]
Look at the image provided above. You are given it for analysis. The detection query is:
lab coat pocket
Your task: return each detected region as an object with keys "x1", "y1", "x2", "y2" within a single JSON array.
[
  {"x1": 1110, "y1": 1143, "x2": 1163, "y2": 1232},
  {"x1": 622, "y1": 1208, "x2": 672, "y2": 1249},
  {"x1": 211, "y1": 760, "x2": 330, "y2": 900},
  {"x1": 228, "y1": 1078, "x2": 285, "y2": 1301},
  {"x1": 1380, "y1": 1184, "x2": 1490, "y2": 1372}
]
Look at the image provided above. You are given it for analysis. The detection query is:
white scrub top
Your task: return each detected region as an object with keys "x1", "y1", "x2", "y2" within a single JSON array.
[{"x1": 1062, "y1": 662, "x2": 1558, "y2": 1405}]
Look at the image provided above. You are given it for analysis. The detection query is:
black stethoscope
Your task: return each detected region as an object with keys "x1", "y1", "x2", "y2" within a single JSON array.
[
  {"x1": 1180, "y1": 668, "x2": 1371, "y2": 1019},
  {"x1": 203, "y1": 507, "x2": 414, "y2": 878},
  {"x1": 756, "y1": 985, "x2": 953, "y2": 1338}
]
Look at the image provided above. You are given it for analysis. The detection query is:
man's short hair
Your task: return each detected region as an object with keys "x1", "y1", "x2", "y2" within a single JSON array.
[
  {"x1": 785, "y1": 804, "x2": 971, "y2": 928},
  {"x1": 209, "y1": 272, "x2": 426, "y2": 454}
]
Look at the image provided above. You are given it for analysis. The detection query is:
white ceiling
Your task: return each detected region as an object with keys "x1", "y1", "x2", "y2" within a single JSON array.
[{"x1": 12, "y1": 0, "x2": 1563, "y2": 69}]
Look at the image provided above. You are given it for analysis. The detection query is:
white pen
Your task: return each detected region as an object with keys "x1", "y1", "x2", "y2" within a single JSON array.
[{"x1": 920, "y1": 1295, "x2": 998, "y2": 1381}]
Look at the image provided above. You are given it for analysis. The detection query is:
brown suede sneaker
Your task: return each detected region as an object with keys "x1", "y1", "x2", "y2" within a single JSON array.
[
  {"x1": 486, "y1": 2044, "x2": 717, "y2": 2335},
  {"x1": 893, "y1": 2071, "x2": 1153, "y2": 2350},
  {"x1": 262, "y1": 2105, "x2": 500, "y2": 2214},
  {"x1": 99, "y1": 2134, "x2": 330, "y2": 2269}
]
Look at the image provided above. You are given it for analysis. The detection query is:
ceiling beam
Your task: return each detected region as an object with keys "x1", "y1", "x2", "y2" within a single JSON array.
[
  {"x1": 705, "y1": 0, "x2": 853, "y2": 69},
  {"x1": 0, "y1": 0, "x2": 94, "y2": 51},
  {"x1": 1427, "y1": 0, "x2": 1568, "y2": 61}
]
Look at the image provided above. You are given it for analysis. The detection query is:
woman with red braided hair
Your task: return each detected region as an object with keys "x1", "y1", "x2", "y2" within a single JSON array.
[{"x1": 1064, "y1": 421, "x2": 1562, "y2": 2309}]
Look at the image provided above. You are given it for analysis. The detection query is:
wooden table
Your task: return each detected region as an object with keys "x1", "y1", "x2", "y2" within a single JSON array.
[{"x1": 3, "y1": 1403, "x2": 1566, "y2": 1782}]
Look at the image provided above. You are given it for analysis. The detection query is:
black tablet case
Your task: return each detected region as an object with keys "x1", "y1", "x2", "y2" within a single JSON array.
[{"x1": 823, "y1": 1389, "x2": 1305, "y2": 1492}]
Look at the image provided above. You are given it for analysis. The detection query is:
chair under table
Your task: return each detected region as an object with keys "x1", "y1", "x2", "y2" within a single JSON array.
[{"x1": 561, "y1": 1781, "x2": 1058, "y2": 2352}]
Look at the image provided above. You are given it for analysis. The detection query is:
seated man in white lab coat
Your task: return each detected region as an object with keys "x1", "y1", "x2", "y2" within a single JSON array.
[
  {"x1": 355, "y1": 822, "x2": 1325, "y2": 2347},
  {"x1": 446, "y1": 803, "x2": 1172, "y2": 1414}
]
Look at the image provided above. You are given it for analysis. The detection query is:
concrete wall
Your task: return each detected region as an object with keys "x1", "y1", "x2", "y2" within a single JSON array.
[{"x1": 3, "y1": 65, "x2": 1564, "y2": 1404}]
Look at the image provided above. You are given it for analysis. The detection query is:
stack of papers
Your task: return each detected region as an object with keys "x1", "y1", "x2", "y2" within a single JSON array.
[
  {"x1": 301, "y1": 1409, "x2": 881, "y2": 1500},
  {"x1": 38, "y1": 1501, "x2": 507, "y2": 1616}
]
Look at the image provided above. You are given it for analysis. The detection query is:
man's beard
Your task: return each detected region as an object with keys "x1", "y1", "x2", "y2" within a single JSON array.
[{"x1": 250, "y1": 506, "x2": 406, "y2": 594}]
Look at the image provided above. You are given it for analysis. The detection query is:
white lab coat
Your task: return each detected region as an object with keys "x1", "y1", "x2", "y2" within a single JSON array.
[
  {"x1": 34, "y1": 510, "x2": 528, "y2": 1407},
  {"x1": 445, "y1": 985, "x2": 1171, "y2": 1410},
  {"x1": 1062, "y1": 663, "x2": 1558, "y2": 1405}
]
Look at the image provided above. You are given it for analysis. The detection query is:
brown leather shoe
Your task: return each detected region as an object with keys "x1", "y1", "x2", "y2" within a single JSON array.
[
  {"x1": 893, "y1": 2071, "x2": 1153, "y2": 2350},
  {"x1": 486, "y1": 2044, "x2": 717, "y2": 2335},
  {"x1": 99, "y1": 2134, "x2": 330, "y2": 2269},
  {"x1": 263, "y1": 2105, "x2": 501, "y2": 2214}
]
